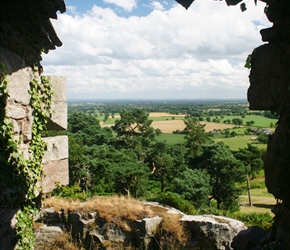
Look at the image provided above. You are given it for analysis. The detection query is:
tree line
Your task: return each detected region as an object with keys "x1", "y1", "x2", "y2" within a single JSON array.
[{"x1": 51, "y1": 108, "x2": 265, "y2": 212}]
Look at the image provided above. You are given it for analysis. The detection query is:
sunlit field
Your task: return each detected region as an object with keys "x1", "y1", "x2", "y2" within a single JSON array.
[
  {"x1": 214, "y1": 136, "x2": 267, "y2": 151},
  {"x1": 101, "y1": 113, "x2": 271, "y2": 150},
  {"x1": 155, "y1": 133, "x2": 185, "y2": 145},
  {"x1": 222, "y1": 115, "x2": 277, "y2": 128}
]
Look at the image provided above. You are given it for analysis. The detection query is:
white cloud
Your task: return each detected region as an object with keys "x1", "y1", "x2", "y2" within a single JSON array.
[
  {"x1": 66, "y1": 5, "x2": 77, "y2": 15},
  {"x1": 150, "y1": 1, "x2": 165, "y2": 11},
  {"x1": 42, "y1": 0, "x2": 270, "y2": 100},
  {"x1": 103, "y1": 0, "x2": 137, "y2": 12}
]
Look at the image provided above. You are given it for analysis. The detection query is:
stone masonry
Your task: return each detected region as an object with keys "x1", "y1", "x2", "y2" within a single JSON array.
[
  {"x1": 42, "y1": 76, "x2": 69, "y2": 193},
  {"x1": 0, "y1": 46, "x2": 68, "y2": 249},
  {"x1": 1, "y1": 47, "x2": 69, "y2": 194}
]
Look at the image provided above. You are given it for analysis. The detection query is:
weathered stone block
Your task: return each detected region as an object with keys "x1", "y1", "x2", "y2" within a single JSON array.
[
  {"x1": 42, "y1": 136, "x2": 68, "y2": 163},
  {"x1": 47, "y1": 102, "x2": 67, "y2": 130},
  {"x1": 46, "y1": 76, "x2": 66, "y2": 102},
  {"x1": 41, "y1": 136, "x2": 69, "y2": 193},
  {"x1": 46, "y1": 75, "x2": 67, "y2": 130},
  {"x1": 42, "y1": 159, "x2": 69, "y2": 193},
  {"x1": 34, "y1": 225, "x2": 63, "y2": 248},
  {"x1": 6, "y1": 104, "x2": 26, "y2": 119},
  {"x1": 6, "y1": 67, "x2": 33, "y2": 105},
  {"x1": 133, "y1": 216, "x2": 163, "y2": 249}
]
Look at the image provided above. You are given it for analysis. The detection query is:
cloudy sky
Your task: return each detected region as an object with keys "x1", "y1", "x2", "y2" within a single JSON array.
[{"x1": 41, "y1": 0, "x2": 270, "y2": 100}]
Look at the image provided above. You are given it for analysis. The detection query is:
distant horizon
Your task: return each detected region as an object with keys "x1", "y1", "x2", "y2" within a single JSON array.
[{"x1": 67, "y1": 98, "x2": 248, "y2": 103}]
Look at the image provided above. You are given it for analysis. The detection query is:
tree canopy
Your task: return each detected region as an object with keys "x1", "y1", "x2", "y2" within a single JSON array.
[{"x1": 64, "y1": 107, "x2": 265, "y2": 212}]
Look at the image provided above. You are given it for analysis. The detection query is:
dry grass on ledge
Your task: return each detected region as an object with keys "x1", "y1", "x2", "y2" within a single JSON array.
[
  {"x1": 43, "y1": 195, "x2": 155, "y2": 222},
  {"x1": 42, "y1": 195, "x2": 187, "y2": 243}
]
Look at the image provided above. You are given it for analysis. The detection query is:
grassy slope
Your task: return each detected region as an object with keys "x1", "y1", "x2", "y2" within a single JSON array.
[
  {"x1": 222, "y1": 115, "x2": 277, "y2": 127},
  {"x1": 239, "y1": 190, "x2": 275, "y2": 214}
]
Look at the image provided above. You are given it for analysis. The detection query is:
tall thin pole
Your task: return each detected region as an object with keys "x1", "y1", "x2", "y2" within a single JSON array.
[{"x1": 247, "y1": 175, "x2": 252, "y2": 206}]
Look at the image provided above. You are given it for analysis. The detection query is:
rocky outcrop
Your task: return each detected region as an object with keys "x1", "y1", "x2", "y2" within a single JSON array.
[
  {"x1": 180, "y1": 215, "x2": 246, "y2": 250},
  {"x1": 35, "y1": 206, "x2": 247, "y2": 250}
]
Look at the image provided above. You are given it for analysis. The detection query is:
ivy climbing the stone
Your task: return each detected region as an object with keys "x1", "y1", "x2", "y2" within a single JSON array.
[{"x1": 0, "y1": 63, "x2": 54, "y2": 249}]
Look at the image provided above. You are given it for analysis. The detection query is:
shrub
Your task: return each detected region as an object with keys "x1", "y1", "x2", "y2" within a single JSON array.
[
  {"x1": 233, "y1": 212, "x2": 273, "y2": 231},
  {"x1": 250, "y1": 181, "x2": 266, "y2": 189},
  {"x1": 154, "y1": 192, "x2": 196, "y2": 215},
  {"x1": 51, "y1": 182, "x2": 87, "y2": 201}
]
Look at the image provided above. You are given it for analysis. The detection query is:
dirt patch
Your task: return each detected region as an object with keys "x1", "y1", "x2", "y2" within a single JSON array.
[
  {"x1": 152, "y1": 120, "x2": 185, "y2": 133},
  {"x1": 200, "y1": 122, "x2": 236, "y2": 132},
  {"x1": 149, "y1": 112, "x2": 185, "y2": 117},
  {"x1": 103, "y1": 113, "x2": 236, "y2": 133},
  {"x1": 152, "y1": 120, "x2": 235, "y2": 133}
]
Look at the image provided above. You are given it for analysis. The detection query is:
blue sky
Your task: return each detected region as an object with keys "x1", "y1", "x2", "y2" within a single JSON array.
[
  {"x1": 64, "y1": 0, "x2": 176, "y2": 17},
  {"x1": 43, "y1": 0, "x2": 270, "y2": 100}
]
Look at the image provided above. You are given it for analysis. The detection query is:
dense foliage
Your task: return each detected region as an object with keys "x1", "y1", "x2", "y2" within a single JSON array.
[{"x1": 61, "y1": 102, "x2": 266, "y2": 212}]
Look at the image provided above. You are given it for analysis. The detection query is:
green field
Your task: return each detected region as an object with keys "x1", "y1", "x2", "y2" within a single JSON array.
[
  {"x1": 155, "y1": 133, "x2": 267, "y2": 150},
  {"x1": 100, "y1": 113, "x2": 272, "y2": 151},
  {"x1": 155, "y1": 133, "x2": 185, "y2": 145},
  {"x1": 222, "y1": 115, "x2": 277, "y2": 128},
  {"x1": 105, "y1": 117, "x2": 117, "y2": 124},
  {"x1": 100, "y1": 114, "x2": 185, "y2": 124},
  {"x1": 214, "y1": 136, "x2": 267, "y2": 151}
]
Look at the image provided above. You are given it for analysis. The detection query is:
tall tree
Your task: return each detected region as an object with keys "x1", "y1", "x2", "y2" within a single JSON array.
[
  {"x1": 183, "y1": 116, "x2": 213, "y2": 159},
  {"x1": 147, "y1": 141, "x2": 174, "y2": 192},
  {"x1": 171, "y1": 168, "x2": 211, "y2": 208},
  {"x1": 234, "y1": 144, "x2": 264, "y2": 178},
  {"x1": 194, "y1": 142, "x2": 249, "y2": 210},
  {"x1": 234, "y1": 144, "x2": 264, "y2": 206},
  {"x1": 112, "y1": 108, "x2": 155, "y2": 149},
  {"x1": 83, "y1": 145, "x2": 148, "y2": 197}
]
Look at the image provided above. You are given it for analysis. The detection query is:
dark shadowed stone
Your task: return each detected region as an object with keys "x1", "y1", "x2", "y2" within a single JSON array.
[
  {"x1": 0, "y1": 209, "x2": 18, "y2": 250},
  {"x1": 231, "y1": 226, "x2": 267, "y2": 250},
  {"x1": 264, "y1": 113, "x2": 290, "y2": 202},
  {"x1": 248, "y1": 44, "x2": 290, "y2": 111}
]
